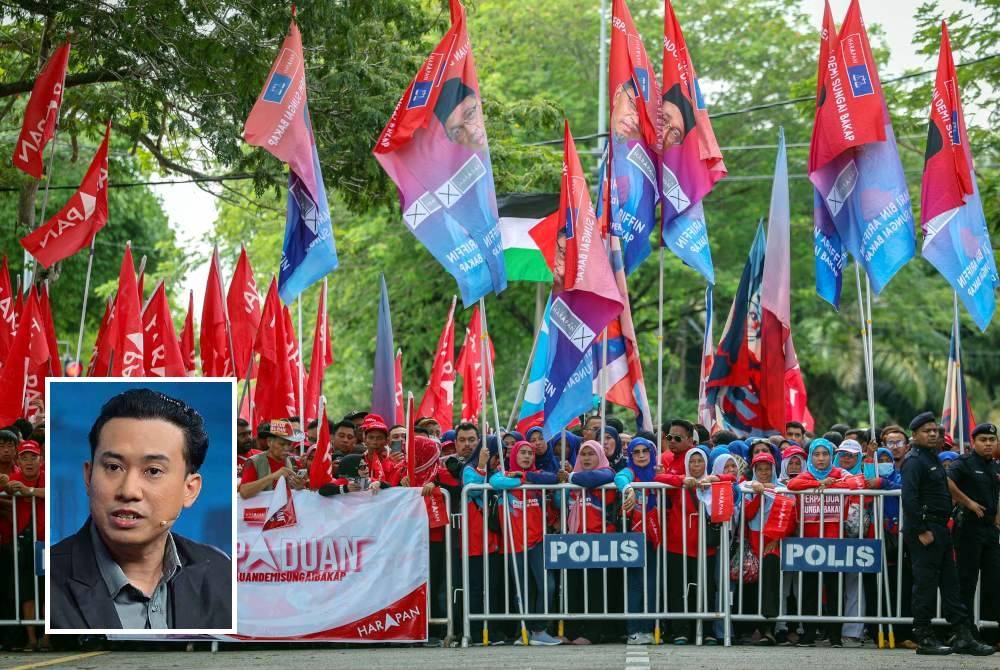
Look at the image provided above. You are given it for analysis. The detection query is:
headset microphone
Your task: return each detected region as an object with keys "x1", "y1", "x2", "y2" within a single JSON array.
[{"x1": 159, "y1": 512, "x2": 182, "y2": 527}]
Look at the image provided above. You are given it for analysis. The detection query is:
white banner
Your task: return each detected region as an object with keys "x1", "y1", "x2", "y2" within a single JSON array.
[{"x1": 233, "y1": 481, "x2": 429, "y2": 641}]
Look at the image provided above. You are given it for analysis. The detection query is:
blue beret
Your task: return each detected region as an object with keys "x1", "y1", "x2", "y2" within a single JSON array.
[
  {"x1": 908, "y1": 411, "x2": 937, "y2": 432},
  {"x1": 972, "y1": 423, "x2": 997, "y2": 438}
]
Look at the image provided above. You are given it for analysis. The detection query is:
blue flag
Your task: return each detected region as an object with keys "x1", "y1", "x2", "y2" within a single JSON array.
[
  {"x1": 813, "y1": 188, "x2": 847, "y2": 308},
  {"x1": 371, "y1": 274, "x2": 396, "y2": 423},
  {"x1": 279, "y1": 107, "x2": 339, "y2": 304}
]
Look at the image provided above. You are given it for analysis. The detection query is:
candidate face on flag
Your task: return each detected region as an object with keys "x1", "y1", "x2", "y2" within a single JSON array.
[
  {"x1": 436, "y1": 81, "x2": 487, "y2": 152},
  {"x1": 659, "y1": 83, "x2": 695, "y2": 151}
]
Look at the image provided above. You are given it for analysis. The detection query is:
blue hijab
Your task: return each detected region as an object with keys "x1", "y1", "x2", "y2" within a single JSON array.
[
  {"x1": 507, "y1": 430, "x2": 524, "y2": 442},
  {"x1": 708, "y1": 446, "x2": 731, "y2": 471},
  {"x1": 626, "y1": 437, "x2": 658, "y2": 511},
  {"x1": 526, "y1": 426, "x2": 560, "y2": 473},
  {"x1": 728, "y1": 440, "x2": 749, "y2": 460},
  {"x1": 603, "y1": 426, "x2": 625, "y2": 470},
  {"x1": 441, "y1": 429, "x2": 456, "y2": 444},
  {"x1": 805, "y1": 438, "x2": 835, "y2": 480}
]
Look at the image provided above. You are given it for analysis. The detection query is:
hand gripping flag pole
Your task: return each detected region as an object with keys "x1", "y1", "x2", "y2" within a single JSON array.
[{"x1": 479, "y1": 299, "x2": 529, "y2": 647}]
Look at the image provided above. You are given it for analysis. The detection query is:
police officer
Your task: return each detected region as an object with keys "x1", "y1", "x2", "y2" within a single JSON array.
[
  {"x1": 947, "y1": 423, "x2": 1000, "y2": 648},
  {"x1": 900, "y1": 412, "x2": 994, "y2": 656}
]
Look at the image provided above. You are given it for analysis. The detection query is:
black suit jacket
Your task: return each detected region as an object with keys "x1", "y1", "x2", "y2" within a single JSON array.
[{"x1": 49, "y1": 519, "x2": 233, "y2": 630}]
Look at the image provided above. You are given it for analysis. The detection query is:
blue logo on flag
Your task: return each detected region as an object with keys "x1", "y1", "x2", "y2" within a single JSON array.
[
  {"x1": 544, "y1": 533, "x2": 645, "y2": 569},
  {"x1": 847, "y1": 65, "x2": 874, "y2": 97},
  {"x1": 633, "y1": 68, "x2": 649, "y2": 101},
  {"x1": 263, "y1": 73, "x2": 292, "y2": 103},
  {"x1": 951, "y1": 110, "x2": 961, "y2": 145},
  {"x1": 407, "y1": 81, "x2": 432, "y2": 109}
]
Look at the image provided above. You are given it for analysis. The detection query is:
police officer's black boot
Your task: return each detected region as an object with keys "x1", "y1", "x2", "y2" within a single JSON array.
[
  {"x1": 914, "y1": 627, "x2": 952, "y2": 655},
  {"x1": 951, "y1": 624, "x2": 996, "y2": 656}
]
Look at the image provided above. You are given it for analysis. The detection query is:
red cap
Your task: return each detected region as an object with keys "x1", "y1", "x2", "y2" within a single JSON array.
[
  {"x1": 781, "y1": 445, "x2": 806, "y2": 460},
  {"x1": 751, "y1": 452, "x2": 775, "y2": 467},
  {"x1": 17, "y1": 440, "x2": 41, "y2": 456},
  {"x1": 361, "y1": 414, "x2": 389, "y2": 435}
]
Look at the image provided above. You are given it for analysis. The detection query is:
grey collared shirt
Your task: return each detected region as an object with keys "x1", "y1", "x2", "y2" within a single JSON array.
[{"x1": 90, "y1": 522, "x2": 181, "y2": 629}]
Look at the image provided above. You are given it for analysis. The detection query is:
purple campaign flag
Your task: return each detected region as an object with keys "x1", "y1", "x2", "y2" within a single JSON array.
[{"x1": 371, "y1": 274, "x2": 397, "y2": 423}]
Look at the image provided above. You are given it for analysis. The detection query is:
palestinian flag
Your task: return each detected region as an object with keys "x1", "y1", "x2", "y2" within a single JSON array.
[{"x1": 497, "y1": 193, "x2": 557, "y2": 282}]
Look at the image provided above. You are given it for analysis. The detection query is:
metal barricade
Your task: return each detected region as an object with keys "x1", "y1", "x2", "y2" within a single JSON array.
[
  {"x1": 0, "y1": 492, "x2": 44, "y2": 627},
  {"x1": 459, "y1": 481, "x2": 731, "y2": 647},
  {"x1": 428, "y1": 488, "x2": 454, "y2": 643}
]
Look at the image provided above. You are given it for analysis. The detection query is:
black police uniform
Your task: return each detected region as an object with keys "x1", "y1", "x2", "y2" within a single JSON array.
[
  {"x1": 901, "y1": 444, "x2": 967, "y2": 631},
  {"x1": 948, "y1": 441, "x2": 1000, "y2": 642}
]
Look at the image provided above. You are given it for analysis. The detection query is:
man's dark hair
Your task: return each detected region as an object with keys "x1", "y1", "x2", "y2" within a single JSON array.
[
  {"x1": 306, "y1": 419, "x2": 319, "y2": 430},
  {"x1": 434, "y1": 77, "x2": 476, "y2": 127},
  {"x1": 415, "y1": 417, "x2": 439, "y2": 428},
  {"x1": 332, "y1": 420, "x2": 357, "y2": 434},
  {"x1": 455, "y1": 421, "x2": 480, "y2": 438},
  {"x1": 660, "y1": 83, "x2": 696, "y2": 139},
  {"x1": 0, "y1": 429, "x2": 19, "y2": 445},
  {"x1": 663, "y1": 418, "x2": 694, "y2": 438},
  {"x1": 256, "y1": 421, "x2": 271, "y2": 438},
  {"x1": 693, "y1": 423, "x2": 710, "y2": 444},
  {"x1": 13, "y1": 419, "x2": 33, "y2": 440},
  {"x1": 414, "y1": 426, "x2": 430, "y2": 437},
  {"x1": 830, "y1": 423, "x2": 850, "y2": 435},
  {"x1": 822, "y1": 430, "x2": 844, "y2": 447},
  {"x1": 389, "y1": 424, "x2": 405, "y2": 432},
  {"x1": 237, "y1": 418, "x2": 250, "y2": 429},
  {"x1": 785, "y1": 421, "x2": 805, "y2": 433},
  {"x1": 88, "y1": 388, "x2": 209, "y2": 475},
  {"x1": 711, "y1": 429, "x2": 738, "y2": 447},
  {"x1": 880, "y1": 425, "x2": 907, "y2": 442},
  {"x1": 607, "y1": 417, "x2": 625, "y2": 434},
  {"x1": 846, "y1": 428, "x2": 870, "y2": 443},
  {"x1": 634, "y1": 430, "x2": 656, "y2": 442}
]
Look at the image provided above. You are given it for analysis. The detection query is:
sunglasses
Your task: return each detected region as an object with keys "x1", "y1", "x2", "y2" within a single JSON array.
[
  {"x1": 632, "y1": 448, "x2": 650, "y2": 455},
  {"x1": 665, "y1": 434, "x2": 685, "y2": 443},
  {"x1": 885, "y1": 440, "x2": 906, "y2": 449}
]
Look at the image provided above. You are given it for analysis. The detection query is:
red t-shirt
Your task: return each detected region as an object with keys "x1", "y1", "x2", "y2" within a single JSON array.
[
  {"x1": 9, "y1": 470, "x2": 44, "y2": 541},
  {"x1": 240, "y1": 454, "x2": 284, "y2": 487}
]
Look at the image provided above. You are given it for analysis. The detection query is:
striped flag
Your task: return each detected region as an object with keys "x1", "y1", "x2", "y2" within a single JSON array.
[
  {"x1": 497, "y1": 193, "x2": 556, "y2": 282},
  {"x1": 941, "y1": 317, "x2": 975, "y2": 449}
]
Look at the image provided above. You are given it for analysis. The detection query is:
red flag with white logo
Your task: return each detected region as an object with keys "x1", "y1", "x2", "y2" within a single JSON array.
[
  {"x1": 394, "y1": 349, "x2": 405, "y2": 426},
  {"x1": 281, "y1": 305, "x2": 302, "y2": 415},
  {"x1": 111, "y1": 244, "x2": 144, "y2": 377},
  {"x1": 20, "y1": 122, "x2": 110, "y2": 268},
  {"x1": 12, "y1": 43, "x2": 70, "y2": 179},
  {"x1": 86, "y1": 296, "x2": 114, "y2": 376},
  {"x1": 456, "y1": 305, "x2": 494, "y2": 423},
  {"x1": 0, "y1": 288, "x2": 50, "y2": 424},
  {"x1": 309, "y1": 402, "x2": 334, "y2": 489},
  {"x1": 142, "y1": 281, "x2": 187, "y2": 377},
  {"x1": 179, "y1": 289, "x2": 196, "y2": 374},
  {"x1": 38, "y1": 284, "x2": 62, "y2": 376},
  {"x1": 416, "y1": 297, "x2": 456, "y2": 432},
  {"x1": 0, "y1": 257, "x2": 14, "y2": 362},
  {"x1": 200, "y1": 248, "x2": 233, "y2": 377},
  {"x1": 304, "y1": 279, "x2": 333, "y2": 427},
  {"x1": 227, "y1": 246, "x2": 262, "y2": 379},
  {"x1": 254, "y1": 278, "x2": 297, "y2": 427}
]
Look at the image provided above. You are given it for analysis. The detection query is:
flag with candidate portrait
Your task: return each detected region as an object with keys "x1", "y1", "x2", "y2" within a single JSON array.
[
  {"x1": 607, "y1": 0, "x2": 660, "y2": 275},
  {"x1": 808, "y1": 0, "x2": 914, "y2": 303},
  {"x1": 373, "y1": 0, "x2": 506, "y2": 308},
  {"x1": 658, "y1": 0, "x2": 725, "y2": 284},
  {"x1": 920, "y1": 22, "x2": 997, "y2": 332}
]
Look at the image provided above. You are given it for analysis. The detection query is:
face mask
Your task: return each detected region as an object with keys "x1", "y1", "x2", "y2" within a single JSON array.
[{"x1": 877, "y1": 463, "x2": 895, "y2": 477}]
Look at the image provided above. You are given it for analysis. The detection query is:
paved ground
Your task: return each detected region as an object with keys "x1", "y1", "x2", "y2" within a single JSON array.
[{"x1": 0, "y1": 644, "x2": 997, "y2": 670}]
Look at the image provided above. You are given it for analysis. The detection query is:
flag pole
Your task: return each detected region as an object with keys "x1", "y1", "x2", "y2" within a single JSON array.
[
  {"x1": 479, "y1": 299, "x2": 488, "y2": 442},
  {"x1": 73, "y1": 238, "x2": 97, "y2": 366},
  {"x1": 505, "y1": 306, "x2": 544, "y2": 432},
  {"x1": 853, "y1": 262, "x2": 875, "y2": 431},
  {"x1": 297, "y1": 296, "x2": 305, "y2": 430},
  {"x1": 656, "y1": 247, "x2": 665, "y2": 452},
  {"x1": 480, "y1": 299, "x2": 529, "y2": 646},
  {"x1": 864, "y1": 274, "x2": 876, "y2": 433},
  {"x1": 953, "y1": 291, "x2": 964, "y2": 453}
]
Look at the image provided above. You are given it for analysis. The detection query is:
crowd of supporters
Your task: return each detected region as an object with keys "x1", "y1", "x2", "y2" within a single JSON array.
[{"x1": 236, "y1": 409, "x2": 999, "y2": 652}]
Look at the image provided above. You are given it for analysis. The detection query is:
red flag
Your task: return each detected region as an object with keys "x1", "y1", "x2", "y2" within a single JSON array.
[
  {"x1": 304, "y1": 280, "x2": 333, "y2": 427},
  {"x1": 417, "y1": 298, "x2": 456, "y2": 431},
  {"x1": 200, "y1": 248, "x2": 233, "y2": 377},
  {"x1": 807, "y1": 0, "x2": 885, "y2": 174},
  {"x1": 0, "y1": 257, "x2": 14, "y2": 362},
  {"x1": 710, "y1": 481, "x2": 734, "y2": 523},
  {"x1": 86, "y1": 296, "x2": 114, "y2": 376},
  {"x1": 179, "y1": 289, "x2": 196, "y2": 374},
  {"x1": 12, "y1": 43, "x2": 70, "y2": 178},
  {"x1": 405, "y1": 394, "x2": 416, "y2": 485},
  {"x1": 111, "y1": 244, "x2": 143, "y2": 377},
  {"x1": 226, "y1": 246, "x2": 262, "y2": 378},
  {"x1": 142, "y1": 281, "x2": 186, "y2": 377},
  {"x1": 762, "y1": 493, "x2": 797, "y2": 540},
  {"x1": 21, "y1": 123, "x2": 111, "y2": 268},
  {"x1": 38, "y1": 284, "x2": 62, "y2": 376},
  {"x1": 456, "y1": 305, "x2": 494, "y2": 423},
  {"x1": 309, "y1": 402, "x2": 334, "y2": 489},
  {"x1": 253, "y1": 278, "x2": 296, "y2": 427},
  {"x1": 394, "y1": 349, "x2": 405, "y2": 426},
  {"x1": 920, "y1": 21, "x2": 974, "y2": 226},
  {"x1": 281, "y1": 305, "x2": 302, "y2": 416},
  {"x1": 0, "y1": 289, "x2": 49, "y2": 425}
]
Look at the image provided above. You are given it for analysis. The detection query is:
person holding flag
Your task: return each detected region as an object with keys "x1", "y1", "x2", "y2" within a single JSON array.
[
  {"x1": 374, "y1": 0, "x2": 506, "y2": 308},
  {"x1": 920, "y1": 22, "x2": 997, "y2": 332},
  {"x1": 243, "y1": 11, "x2": 338, "y2": 303}
]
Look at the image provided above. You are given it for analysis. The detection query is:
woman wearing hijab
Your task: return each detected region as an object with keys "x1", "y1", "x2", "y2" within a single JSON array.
[
  {"x1": 787, "y1": 438, "x2": 850, "y2": 647},
  {"x1": 559, "y1": 441, "x2": 617, "y2": 645},
  {"x1": 708, "y1": 451, "x2": 741, "y2": 643},
  {"x1": 526, "y1": 426, "x2": 561, "y2": 474},
  {"x1": 656, "y1": 449, "x2": 729, "y2": 645},
  {"x1": 779, "y1": 445, "x2": 807, "y2": 484},
  {"x1": 707, "y1": 445, "x2": 731, "y2": 472},
  {"x1": 602, "y1": 426, "x2": 626, "y2": 472},
  {"x1": 502, "y1": 430, "x2": 524, "y2": 451},
  {"x1": 462, "y1": 436, "x2": 506, "y2": 642},
  {"x1": 834, "y1": 439, "x2": 876, "y2": 647},
  {"x1": 740, "y1": 452, "x2": 794, "y2": 645},
  {"x1": 488, "y1": 441, "x2": 563, "y2": 645},
  {"x1": 615, "y1": 436, "x2": 661, "y2": 645}
]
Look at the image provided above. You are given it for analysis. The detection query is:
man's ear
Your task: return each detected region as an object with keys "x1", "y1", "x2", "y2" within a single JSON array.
[
  {"x1": 83, "y1": 461, "x2": 92, "y2": 495},
  {"x1": 182, "y1": 473, "x2": 202, "y2": 509}
]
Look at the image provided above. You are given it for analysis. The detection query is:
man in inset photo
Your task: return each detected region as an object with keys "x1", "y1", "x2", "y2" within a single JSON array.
[{"x1": 49, "y1": 388, "x2": 232, "y2": 630}]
